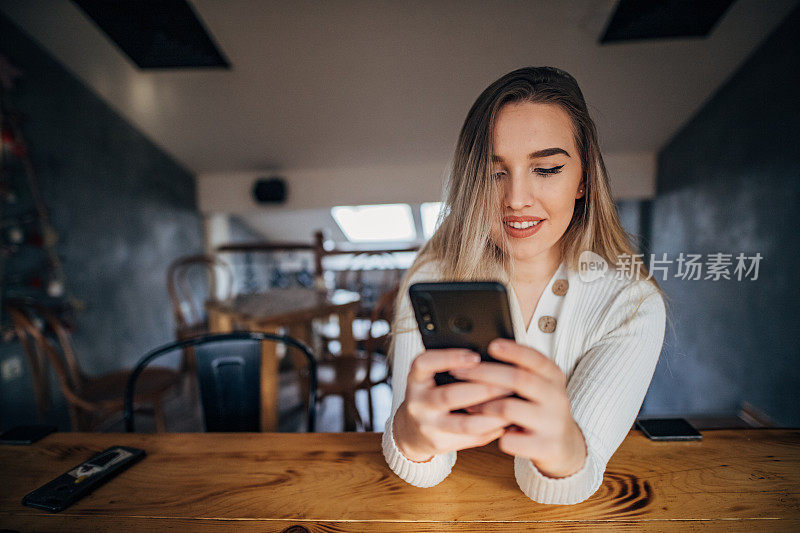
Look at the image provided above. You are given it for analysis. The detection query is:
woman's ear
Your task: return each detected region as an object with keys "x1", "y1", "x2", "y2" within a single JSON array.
[{"x1": 575, "y1": 182, "x2": 586, "y2": 199}]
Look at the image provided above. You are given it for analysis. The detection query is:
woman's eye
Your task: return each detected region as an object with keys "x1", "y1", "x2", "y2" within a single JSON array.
[
  {"x1": 493, "y1": 165, "x2": 564, "y2": 179},
  {"x1": 533, "y1": 164, "x2": 565, "y2": 177}
]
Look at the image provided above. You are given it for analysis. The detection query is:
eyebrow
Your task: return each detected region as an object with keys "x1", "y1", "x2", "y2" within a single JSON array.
[{"x1": 491, "y1": 148, "x2": 571, "y2": 162}]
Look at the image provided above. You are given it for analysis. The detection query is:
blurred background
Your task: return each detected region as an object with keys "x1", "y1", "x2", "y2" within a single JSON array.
[{"x1": 0, "y1": 0, "x2": 797, "y2": 434}]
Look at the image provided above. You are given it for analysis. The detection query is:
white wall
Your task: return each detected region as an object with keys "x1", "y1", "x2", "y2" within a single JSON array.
[
  {"x1": 197, "y1": 160, "x2": 451, "y2": 214},
  {"x1": 604, "y1": 152, "x2": 657, "y2": 200},
  {"x1": 197, "y1": 151, "x2": 655, "y2": 215}
]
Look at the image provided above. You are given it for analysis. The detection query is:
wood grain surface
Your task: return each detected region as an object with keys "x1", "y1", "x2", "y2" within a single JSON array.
[
  {"x1": 1, "y1": 430, "x2": 798, "y2": 532},
  {"x1": 206, "y1": 288, "x2": 360, "y2": 327}
]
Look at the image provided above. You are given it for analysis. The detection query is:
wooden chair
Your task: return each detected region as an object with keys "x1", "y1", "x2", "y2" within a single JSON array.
[
  {"x1": 9, "y1": 304, "x2": 52, "y2": 419},
  {"x1": 314, "y1": 285, "x2": 395, "y2": 431},
  {"x1": 7, "y1": 302, "x2": 179, "y2": 432},
  {"x1": 167, "y1": 254, "x2": 234, "y2": 380},
  {"x1": 359, "y1": 285, "x2": 396, "y2": 426},
  {"x1": 320, "y1": 252, "x2": 402, "y2": 357}
]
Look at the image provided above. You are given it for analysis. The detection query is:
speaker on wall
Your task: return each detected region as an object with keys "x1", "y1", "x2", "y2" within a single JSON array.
[{"x1": 252, "y1": 177, "x2": 287, "y2": 204}]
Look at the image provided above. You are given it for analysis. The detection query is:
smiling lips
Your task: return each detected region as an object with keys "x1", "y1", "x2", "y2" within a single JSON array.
[{"x1": 502, "y1": 215, "x2": 545, "y2": 238}]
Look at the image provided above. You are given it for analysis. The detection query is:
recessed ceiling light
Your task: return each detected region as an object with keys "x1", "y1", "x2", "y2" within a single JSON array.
[
  {"x1": 72, "y1": 0, "x2": 229, "y2": 69},
  {"x1": 600, "y1": 0, "x2": 736, "y2": 44}
]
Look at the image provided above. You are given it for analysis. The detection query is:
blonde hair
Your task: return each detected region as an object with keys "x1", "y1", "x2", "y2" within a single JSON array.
[{"x1": 390, "y1": 66, "x2": 666, "y2": 350}]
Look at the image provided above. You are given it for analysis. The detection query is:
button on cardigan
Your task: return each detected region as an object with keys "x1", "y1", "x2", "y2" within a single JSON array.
[{"x1": 382, "y1": 259, "x2": 666, "y2": 505}]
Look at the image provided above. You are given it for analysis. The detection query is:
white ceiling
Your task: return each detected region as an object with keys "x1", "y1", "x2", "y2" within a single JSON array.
[
  {"x1": 3, "y1": 0, "x2": 797, "y2": 172},
  {"x1": 2, "y1": 0, "x2": 798, "y2": 242}
]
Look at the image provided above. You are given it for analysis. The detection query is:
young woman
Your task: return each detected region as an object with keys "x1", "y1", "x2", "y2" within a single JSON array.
[{"x1": 382, "y1": 66, "x2": 667, "y2": 505}]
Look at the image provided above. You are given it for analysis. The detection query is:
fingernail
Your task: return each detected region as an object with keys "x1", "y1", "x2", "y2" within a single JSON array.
[
  {"x1": 489, "y1": 339, "x2": 505, "y2": 352},
  {"x1": 464, "y1": 353, "x2": 480, "y2": 363}
]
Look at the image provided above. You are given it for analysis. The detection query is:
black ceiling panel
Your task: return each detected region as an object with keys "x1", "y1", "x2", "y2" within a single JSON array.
[
  {"x1": 600, "y1": 0, "x2": 736, "y2": 44},
  {"x1": 72, "y1": 0, "x2": 229, "y2": 69}
]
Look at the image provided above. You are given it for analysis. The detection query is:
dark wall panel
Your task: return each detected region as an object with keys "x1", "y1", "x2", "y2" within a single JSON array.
[
  {"x1": 0, "y1": 13, "x2": 203, "y2": 429},
  {"x1": 639, "y1": 5, "x2": 800, "y2": 426}
]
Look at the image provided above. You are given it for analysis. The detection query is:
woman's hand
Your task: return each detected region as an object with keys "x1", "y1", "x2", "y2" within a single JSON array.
[
  {"x1": 393, "y1": 348, "x2": 513, "y2": 462},
  {"x1": 451, "y1": 338, "x2": 588, "y2": 478}
]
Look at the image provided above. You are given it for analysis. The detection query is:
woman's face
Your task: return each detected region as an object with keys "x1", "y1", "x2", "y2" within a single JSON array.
[{"x1": 490, "y1": 101, "x2": 585, "y2": 267}]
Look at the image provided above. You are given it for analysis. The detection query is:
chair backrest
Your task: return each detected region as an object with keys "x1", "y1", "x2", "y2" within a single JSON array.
[
  {"x1": 363, "y1": 285, "x2": 399, "y2": 357},
  {"x1": 6, "y1": 304, "x2": 52, "y2": 417},
  {"x1": 195, "y1": 338, "x2": 261, "y2": 432},
  {"x1": 125, "y1": 332, "x2": 317, "y2": 433},
  {"x1": 6, "y1": 302, "x2": 88, "y2": 417},
  {"x1": 335, "y1": 252, "x2": 403, "y2": 316},
  {"x1": 167, "y1": 254, "x2": 234, "y2": 330}
]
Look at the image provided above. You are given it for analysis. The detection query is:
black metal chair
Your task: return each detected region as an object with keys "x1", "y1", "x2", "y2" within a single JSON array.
[{"x1": 125, "y1": 332, "x2": 317, "y2": 433}]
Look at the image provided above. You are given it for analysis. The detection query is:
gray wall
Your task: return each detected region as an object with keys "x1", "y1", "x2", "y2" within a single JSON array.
[
  {"x1": 638, "y1": 5, "x2": 800, "y2": 426},
  {"x1": 0, "y1": 14, "x2": 203, "y2": 430}
]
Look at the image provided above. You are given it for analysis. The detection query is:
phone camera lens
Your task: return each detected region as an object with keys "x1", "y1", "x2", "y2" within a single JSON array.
[{"x1": 451, "y1": 316, "x2": 472, "y2": 334}]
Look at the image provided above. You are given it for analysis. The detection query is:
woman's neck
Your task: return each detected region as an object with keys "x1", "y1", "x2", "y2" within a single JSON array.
[{"x1": 509, "y1": 247, "x2": 562, "y2": 288}]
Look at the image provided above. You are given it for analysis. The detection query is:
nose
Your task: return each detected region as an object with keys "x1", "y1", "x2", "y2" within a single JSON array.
[{"x1": 503, "y1": 172, "x2": 534, "y2": 211}]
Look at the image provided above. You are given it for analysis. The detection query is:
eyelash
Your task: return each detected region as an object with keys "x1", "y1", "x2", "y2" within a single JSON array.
[{"x1": 491, "y1": 165, "x2": 565, "y2": 179}]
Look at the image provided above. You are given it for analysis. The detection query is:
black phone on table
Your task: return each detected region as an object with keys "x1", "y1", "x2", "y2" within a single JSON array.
[
  {"x1": 0, "y1": 424, "x2": 57, "y2": 445},
  {"x1": 22, "y1": 446, "x2": 146, "y2": 512},
  {"x1": 635, "y1": 418, "x2": 702, "y2": 441},
  {"x1": 409, "y1": 281, "x2": 515, "y2": 387}
]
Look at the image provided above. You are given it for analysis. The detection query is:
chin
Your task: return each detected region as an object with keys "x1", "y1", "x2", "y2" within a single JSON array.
[{"x1": 509, "y1": 244, "x2": 548, "y2": 263}]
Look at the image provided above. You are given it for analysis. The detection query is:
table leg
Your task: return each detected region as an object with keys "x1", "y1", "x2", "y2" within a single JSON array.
[
  {"x1": 287, "y1": 322, "x2": 315, "y2": 359},
  {"x1": 337, "y1": 307, "x2": 357, "y2": 355},
  {"x1": 288, "y1": 322, "x2": 316, "y2": 413},
  {"x1": 255, "y1": 323, "x2": 280, "y2": 432},
  {"x1": 208, "y1": 307, "x2": 234, "y2": 333}
]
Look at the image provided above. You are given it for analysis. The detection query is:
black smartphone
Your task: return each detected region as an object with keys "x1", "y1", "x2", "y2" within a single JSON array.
[
  {"x1": 22, "y1": 446, "x2": 146, "y2": 512},
  {"x1": 0, "y1": 425, "x2": 57, "y2": 445},
  {"x1": 635, "y1": 418, "x2": 702, "y2": 441},
  {"x1": 409, "y1": 281, "x2": 515, "y2": 387}
]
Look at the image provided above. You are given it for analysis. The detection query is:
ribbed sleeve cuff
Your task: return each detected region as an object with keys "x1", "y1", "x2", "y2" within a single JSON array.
[
  {"x1": 513, "y1": 444, "x2": 604, "y2": 505},
  {"x1": 382, "y1": 410, "x2": 456, "y2": 487}
]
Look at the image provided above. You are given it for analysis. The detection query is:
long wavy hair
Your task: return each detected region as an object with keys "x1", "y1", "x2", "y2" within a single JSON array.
[{"x1": 390, "y1": 66, "x2": 664, "y2": 344}]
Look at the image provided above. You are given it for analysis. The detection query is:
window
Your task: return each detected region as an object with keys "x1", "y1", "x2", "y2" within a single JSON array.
[
  {"x1": 420, "y1": 201, "x2": 444, "y2": 240},
  {"x1": 331, "y1": 204, "x2": 416, "y2": 242}
]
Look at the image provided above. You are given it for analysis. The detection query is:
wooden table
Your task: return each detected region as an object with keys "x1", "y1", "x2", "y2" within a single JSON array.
[
  {"x1": 206, "y1": 288, "x2": 360, "y2": 431},
  {"x1": 1, "y1": 430, "x2": 798, "y2": 531}
]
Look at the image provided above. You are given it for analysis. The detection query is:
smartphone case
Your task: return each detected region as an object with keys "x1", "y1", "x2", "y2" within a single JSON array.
[
  {"x1": 22, "y1": 446, "x2": 146, "y2": 512},
  {"x1": 0, "y1": 425, "x2": 57, "y2": 445},
  {"x1": 635, "y1": 418, "x2": 702, "y2": 441},
  {"x1": 409, "y1": 281, "x2": 515, "y2": 387}
]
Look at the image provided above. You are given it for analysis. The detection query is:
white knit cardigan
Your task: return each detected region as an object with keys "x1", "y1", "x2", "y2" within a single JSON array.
[{"x1": 382, "y1": 259, "x2": 666, "y2": 505}]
